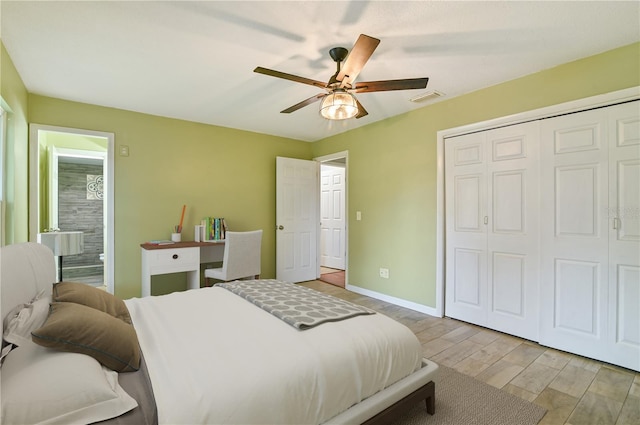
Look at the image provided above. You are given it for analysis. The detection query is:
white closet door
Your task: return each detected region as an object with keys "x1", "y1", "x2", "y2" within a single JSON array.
[
  {"x1": 539, "y1": 108, "x2": 613, "y2": 363},
  {"x1": 445, "y1": 132, "x2": 488, "y2": 326},
  {"x1": 445, "y1": 121, "x2": 539, "y2": 340},
  {"x1": 607, "y1": 101, "x2": 640, "y2": 371},
  {"x1": 540, "y1": 102, "x2": 640, "y2": 371},
  {"x1": 486, "y1": 122, "x2": 539, "y2": 340}
]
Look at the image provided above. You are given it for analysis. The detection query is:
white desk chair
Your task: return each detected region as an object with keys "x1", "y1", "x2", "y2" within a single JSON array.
[{"x1": 204, "y1": 230, "x2": 262, "y2": 285}]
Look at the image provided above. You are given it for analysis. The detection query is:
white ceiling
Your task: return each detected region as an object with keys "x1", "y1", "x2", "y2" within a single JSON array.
[{"x1": 2, "y1": 1, "x2": 639, "y2": 142}]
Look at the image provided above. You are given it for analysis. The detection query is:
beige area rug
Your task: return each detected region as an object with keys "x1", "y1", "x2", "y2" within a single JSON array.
[{"x1": 395, "y1": 366, "x2": 546, "y2": 425}]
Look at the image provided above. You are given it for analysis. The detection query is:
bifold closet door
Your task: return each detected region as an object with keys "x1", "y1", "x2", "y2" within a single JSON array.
[
  {"x1": 539, "y1": 101, "x2": 640, "y2": 371},
  {"x1": 445, "y1": 132, "x2": 488, "y2": 326},
  {"x1": 445, "y1": 121, "x2": 539, "y2": 341},
  {"x1": 608, "y1": 102, "x2": 640, "y2": 371}
]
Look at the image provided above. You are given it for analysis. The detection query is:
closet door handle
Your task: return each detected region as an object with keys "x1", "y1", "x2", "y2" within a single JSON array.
[
  {"x1": 613, "y1": 218, "x2": 619, "y2": 230},
  {"x1": 484, "y1": 216, "x2": 488, "y2": 225}
]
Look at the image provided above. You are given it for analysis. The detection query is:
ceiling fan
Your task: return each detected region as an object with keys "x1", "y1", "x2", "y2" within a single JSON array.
[{"x1": 254, "y1": 34, "x2": 429, "y2": 120}]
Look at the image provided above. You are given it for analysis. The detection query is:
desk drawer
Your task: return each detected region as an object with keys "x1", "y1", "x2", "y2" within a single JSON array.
[{"x1": 145, "y1": 247, "x2": 199, "y2": 271}]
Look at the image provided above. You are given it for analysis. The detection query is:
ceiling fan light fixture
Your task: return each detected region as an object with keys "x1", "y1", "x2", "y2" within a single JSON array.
[{"x1": 320, "y1": 90, "x2": 358, "y2": 120}]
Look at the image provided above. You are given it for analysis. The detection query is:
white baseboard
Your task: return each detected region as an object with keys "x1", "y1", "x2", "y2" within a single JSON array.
[{"x1": 346, "y1": 284, "x2": 441, "y2": 318}]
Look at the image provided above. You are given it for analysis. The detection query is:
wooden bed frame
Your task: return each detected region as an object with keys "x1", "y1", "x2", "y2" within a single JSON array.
[
  {"x1": 324, "y1": 356, "x2": 438, "y2": 424},
  {"x1": 363, "y1": 381, "x2": 436, "y2": 425}
]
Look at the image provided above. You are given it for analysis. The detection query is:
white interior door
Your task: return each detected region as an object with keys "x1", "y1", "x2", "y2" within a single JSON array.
[
  {"x1": 320, "y1": 164, "x2": 345, "y2": 270},
  {"x1": 276, "y1": 157, "x2": 319, "y2": 282}
]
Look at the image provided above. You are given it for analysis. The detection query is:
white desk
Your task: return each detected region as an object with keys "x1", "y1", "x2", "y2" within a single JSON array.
[{"x1": 140, "y1": 241, "x2": 225, "y2": 297}]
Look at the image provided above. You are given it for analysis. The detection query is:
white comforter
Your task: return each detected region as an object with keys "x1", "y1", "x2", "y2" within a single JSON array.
[{"x1": 125, "y1": 285, "x2": 422, "y2": 425}]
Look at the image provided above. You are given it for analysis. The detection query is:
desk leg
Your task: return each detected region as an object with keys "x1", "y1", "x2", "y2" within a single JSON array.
[
  {"x1": 141, "y1": 249, "x2": 151, "y2": 297},
  {"x1": 187, "y1": 270, "x2": 200, "y2": 291},
  {"x1": 141, "y1": 270, "x2": 151, "y2": 297}
]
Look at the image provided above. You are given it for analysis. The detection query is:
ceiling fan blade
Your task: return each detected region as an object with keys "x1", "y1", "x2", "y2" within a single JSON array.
[
  {"x1": 337, "y1": 34, "x2": 380, "y2": 88},
  {"x1": 353, "y1": 77, "x2": 429, "y2": 93},
  {"x1": 281, "y1": 93, "x2": 326, "y2": 114},
  {"x1": 354, "y1": 98, "x2": 368, "y2": 119},
  {"x1": 254, "y1": 67, "x2": 327, "y2": 89}
]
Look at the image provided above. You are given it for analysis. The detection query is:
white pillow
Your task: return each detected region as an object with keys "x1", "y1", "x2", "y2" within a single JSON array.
[
  {"x1": 1, "y1": 341, "x2": 138, "y2": 425},
  {"x1": 3, "y1": 291, "x2": 51, "y2": 347}
]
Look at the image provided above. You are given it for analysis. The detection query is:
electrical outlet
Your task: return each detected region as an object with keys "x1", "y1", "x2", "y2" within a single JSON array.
[
  {"x1": 379, "y1": 268, "x2": 389, "y2": 279},
  {"x1": 119, "y1": 145, "x2": 130, "y2": 157}
]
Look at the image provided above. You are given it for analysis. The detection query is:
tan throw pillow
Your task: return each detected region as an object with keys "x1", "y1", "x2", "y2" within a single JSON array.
[
  {"x1": 53, "y1": 281, "x2": 132, "y2": 324},
  {"x1": 31, "y1": 302, "x2": 140, "y2": 372}
]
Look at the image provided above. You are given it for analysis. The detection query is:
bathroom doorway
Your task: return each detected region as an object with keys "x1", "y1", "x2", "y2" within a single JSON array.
[
  {"x1": 29, "y1": 125, "x2": 114, "y2": 292},
  {"x1": 53, "y1": 148, "x2": 106, "y2": 286}
]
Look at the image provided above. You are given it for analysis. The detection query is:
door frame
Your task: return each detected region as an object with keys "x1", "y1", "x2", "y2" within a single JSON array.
[
  {"x1": 436, "y1": 86, "x2": 640, "y2": 318},
  {"x1": 29, "y1": 124, "x2": 115, "y2": 293},
  {"x1": 314, "y1": 150, "x2": 348, "y2": 285}
]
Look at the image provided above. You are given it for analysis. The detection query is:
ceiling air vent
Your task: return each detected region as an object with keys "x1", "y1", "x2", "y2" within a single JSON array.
[{"x1": 410, "y1": 90, "x2": 444, "y2": 103}]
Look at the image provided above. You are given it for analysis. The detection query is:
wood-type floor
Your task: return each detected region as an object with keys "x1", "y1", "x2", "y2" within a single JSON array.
[
  {"x1": 301, "y1": 280, "x2": 640, "y2": 425},
  {"x1": 319, "y1": 267, "x2": 345, "y2": 288}
]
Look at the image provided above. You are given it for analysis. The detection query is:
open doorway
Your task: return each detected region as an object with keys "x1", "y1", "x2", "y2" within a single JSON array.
[
  {"x1": 29, "y1": 125, "x2": 114, "y2": 293},
  {"x1": 316, "y1": 151, "x2": 347, "y2": 288}
]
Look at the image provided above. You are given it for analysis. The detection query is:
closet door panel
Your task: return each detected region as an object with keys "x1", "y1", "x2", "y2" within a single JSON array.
[
  {"x1": 555, "y1": 164, "x2": 600, "y2": 238},
  {"x1": 445, "y1": 121, "x2": 539, "y2": 340},
  {"x1": 454, "y1": 175, "x2": 484, "y2": 232},
  {"x1": 445, "y1": 132, "x2": 488, "y2": 325},
  {"x1": 554, "y1": 258, "x2": 601, "y2": 335},
  {"x1": 492, "y1": 170, "x2": 525, "y2": 233},
  {"x1": 486, "y1": 122, "x2": 539, "y2": 340},
  {"x1": 453, "y1": 248, "x2": 484, "y2": 306},
  {"x1": 607, "y1": 101, "x2": 640, "y2": 371},
  {"x1": 616, "y1": 265, "x2": 639, "y2": 346},
  {"x1": 540, "y1": 109, "x2": 610, "y2": 362},
  {"x1": 492, "y1": 252, "x2": 525, "y2": 317},
  {"x1": 616, "y1": 159, "x2": 640, "y2": 241}
]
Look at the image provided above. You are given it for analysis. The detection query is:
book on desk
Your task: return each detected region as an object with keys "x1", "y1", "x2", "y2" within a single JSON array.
[
  {"x1": 201, "y1": 217, "x2": 227, "y2": 242},
  {"x1": 146, "y1": 240, "x2": 175, "y2": 245}
]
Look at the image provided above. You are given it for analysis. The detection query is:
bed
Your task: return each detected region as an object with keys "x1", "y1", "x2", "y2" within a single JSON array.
[{"x1": 1, "y1": 242, "x2": 438, "y2": 424}]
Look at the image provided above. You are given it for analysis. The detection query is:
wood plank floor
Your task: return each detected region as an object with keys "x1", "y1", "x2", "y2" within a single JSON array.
[
  {"x1": 301, "y1": 280, "x2": 640, "y2": 425},
  {"x1": 319, "y1": 267, "x2": 345, "y2": 288}
]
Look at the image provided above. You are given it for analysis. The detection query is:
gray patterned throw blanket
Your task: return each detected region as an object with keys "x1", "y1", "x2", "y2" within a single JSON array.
[{"x1": 216, "y1": 280, "x2": 375, "y2": 330}]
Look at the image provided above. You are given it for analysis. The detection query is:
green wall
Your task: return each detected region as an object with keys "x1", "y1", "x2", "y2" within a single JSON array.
[
  {"x1": 5, "y1": 40, "x2": 640, "y2": 308},
  {"x1": 0, "y1": 42, "x2": 29, "y2": 245},
  {"x1": 312, "y1": 42, "x2": 640, "y2": 308},
  {"x1": 28, "y1": 96, "x2": 312, "y2": 298}
]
